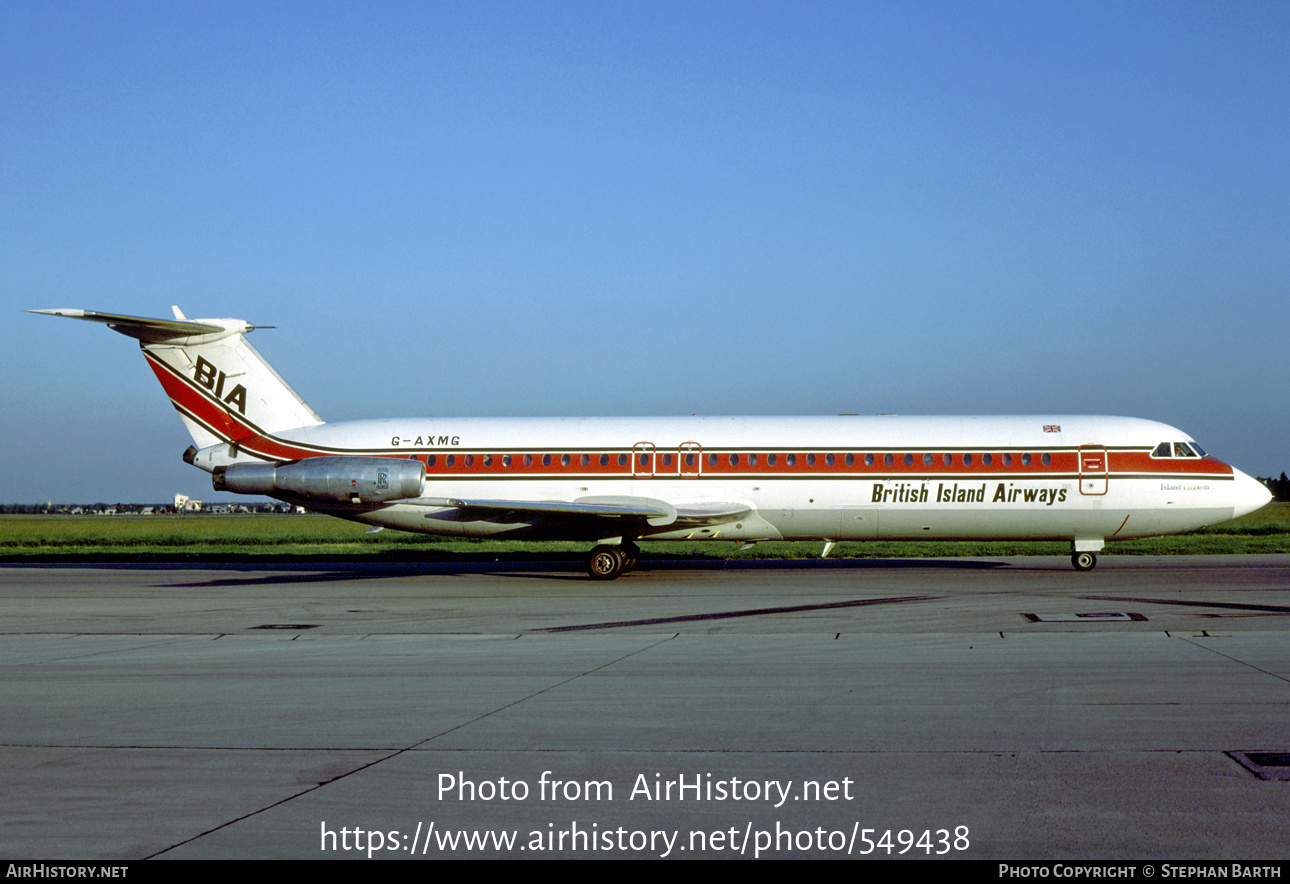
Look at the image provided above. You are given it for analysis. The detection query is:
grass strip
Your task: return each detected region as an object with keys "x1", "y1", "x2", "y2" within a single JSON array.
[{"x1": 2, "y1": 504, "x2": 1286, "y2": 561}]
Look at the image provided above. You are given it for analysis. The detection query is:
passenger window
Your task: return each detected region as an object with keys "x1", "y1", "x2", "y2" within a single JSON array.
[
  {"x1": 524, "y1": 454, "x2": 533, "y2": 466},
  {"x1": 825, "y1": 454, "x2": 835, "y2": 466},
  {"x1": 502, "y1": 454, "x2": 511, "y2": 467},
  {"x1": 618, "y1": 454, "x2": 627, "y2": 466},
  {"x1": 543, "y1": 454, "x2": 552, "y2": 466},
  {"x1": 904, "y1": 454, "x2": 913, "y2": 466},
  {"x1": 561, "y1": 454, "x2": 570, "y2": 467},
  {"x1": 1002, "y1": 454, "x2": 1011, "y2": 466},
  {"x1": 427, "y1": 455, "x2": 437, "y2": 467},
  {"x1": 767, "y1": 454, "x2": 777, "y2": 466},
  {"x1": 748, "y1": 453, "x2": 757, "y2": 465},
  {"x1": 787, "y1": 454, "x2": 796, "y2": 466},
  {"x1": 942, "y1": 453, "x2": 952, "y2": 466},
  {"x1": 864, "y1": 454, "x2": 873, "y2": 466},
  {"x1": 599, "y1": 454, "x2": 608, "y2": 466},
  {"x1": 446, "y1": 455, "x2": 455, "y2": 467},
  {"x1": 806, "y1": 454, "x2": 816, "y2": 466},
  {"x1": 964, "y1": 453, "x2": 973, "y2": 465},
  {"x1": 845, "y1": 453, "x2": 854, "y2": 466},
  {"x1": 1041, "y1": 453, "x2": 1050, "y2": 465},
  {"x1": 1021, "y1": 454, "x2": 1031, "y2": 466},
  {"x1": 923, "y1": 453, "x2": 933, "y2": 466},
  {"x1": 981, "y1": 453, "x2": 990, "y2": 466},
  {"x1": 709, "y1": 453, "x2": 718, "y2": 466},
  {"x1": 884, "y1": 454, "x2": 894, "y2": 467}
]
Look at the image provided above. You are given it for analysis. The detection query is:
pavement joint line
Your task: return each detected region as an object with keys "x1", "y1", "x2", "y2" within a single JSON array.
[{"x1": 143, "y1": 633, "x2": 678, "y2": 858}]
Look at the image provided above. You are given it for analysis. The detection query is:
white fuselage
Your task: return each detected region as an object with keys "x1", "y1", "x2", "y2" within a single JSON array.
[{"x1": 190, "y1": 413, "x2": 1268, "y2": 546}]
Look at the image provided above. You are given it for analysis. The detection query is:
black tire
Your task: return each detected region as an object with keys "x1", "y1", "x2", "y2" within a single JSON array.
[
  {"x1": 587, "y1": 545, "x2": 626, "y2": 580},
  {"x1": 1071, "y1": 551, "x2": 1097, "y2": 571}
]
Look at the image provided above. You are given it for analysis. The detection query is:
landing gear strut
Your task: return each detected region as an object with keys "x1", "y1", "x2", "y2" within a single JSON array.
[
  {"x1": 586, "y1": 541, "x2": 641, "y2": 580},
  {"x1": 621, "y1": 540, "x2": 641, "y2": 573}
]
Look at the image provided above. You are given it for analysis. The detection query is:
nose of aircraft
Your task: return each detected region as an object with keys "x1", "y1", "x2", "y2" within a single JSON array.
[{"x1": 1230, "y1": 468, "x2": 1273, "y2": 519}]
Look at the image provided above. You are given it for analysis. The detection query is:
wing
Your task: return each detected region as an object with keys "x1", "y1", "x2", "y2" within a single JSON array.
[{"x1": 400, "y1": 494, "x2": 751, "y2": 528}]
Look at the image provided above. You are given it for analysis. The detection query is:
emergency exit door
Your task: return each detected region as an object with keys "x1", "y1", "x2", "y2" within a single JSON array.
[{"x1": 1079, "y1": 445, "x2": 1108, "y2": 495}]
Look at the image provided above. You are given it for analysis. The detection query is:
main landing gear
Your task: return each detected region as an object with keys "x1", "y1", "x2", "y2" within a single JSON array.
[{"x1": 586, "y1": 541, "x2": 641, "y2": 580}]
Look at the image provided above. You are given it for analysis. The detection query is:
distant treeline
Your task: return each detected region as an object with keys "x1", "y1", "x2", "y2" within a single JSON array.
[
  {"x1": 1, "y1": 502, "x2": 292, "y2": 515},
  {"x1": 1260, "y1": 474, "x2": 1290, "y2": 502}
]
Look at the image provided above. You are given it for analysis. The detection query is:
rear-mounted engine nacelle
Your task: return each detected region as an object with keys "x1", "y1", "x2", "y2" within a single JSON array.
[{"x1": 212, "y1": 457, "x2": 425, "y2": 504}]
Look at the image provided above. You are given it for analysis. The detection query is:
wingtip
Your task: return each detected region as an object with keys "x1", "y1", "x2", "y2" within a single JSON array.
[{"x1": 27, "y1": 308, "x2": 87, "y2": 317}]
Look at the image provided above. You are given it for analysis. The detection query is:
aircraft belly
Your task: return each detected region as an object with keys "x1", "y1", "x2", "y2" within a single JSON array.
[
  {"x1": 1112, "y1": 507, "x2": 1234, "y2": 538},
  {"x1": 761, "y1": 506, "x2": 878, "y2": 540},
  {"x1": 874, "y1": 507, "x2": 1037, "y2": 540},
  {"x1": 867, "y1": 503, "x2": 1132, "y2": 541}
]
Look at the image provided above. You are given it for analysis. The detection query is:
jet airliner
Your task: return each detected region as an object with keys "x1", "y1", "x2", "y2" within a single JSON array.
[{"x1": 32, "y1": 308, "x2": 1271, "y2": 579}]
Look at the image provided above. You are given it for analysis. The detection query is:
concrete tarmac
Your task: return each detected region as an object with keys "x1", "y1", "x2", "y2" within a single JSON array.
[{"x1": 2, "y1": 555, "x2": 1288, "y2": 860}]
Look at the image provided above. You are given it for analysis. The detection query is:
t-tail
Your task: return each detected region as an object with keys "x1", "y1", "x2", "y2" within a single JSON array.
[{"x1": 29, "y1": 308, "x2": 323, "y2": 463}]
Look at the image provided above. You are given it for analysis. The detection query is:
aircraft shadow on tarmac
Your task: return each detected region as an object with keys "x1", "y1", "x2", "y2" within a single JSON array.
[{"x1": 126, "y1": 555, "x2": 1013, "y2": 588}]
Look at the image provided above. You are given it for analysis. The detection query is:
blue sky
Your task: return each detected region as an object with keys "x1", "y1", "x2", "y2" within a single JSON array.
[{"x1": 2, "y1": 0, "x2": 1287, "y2": 503}]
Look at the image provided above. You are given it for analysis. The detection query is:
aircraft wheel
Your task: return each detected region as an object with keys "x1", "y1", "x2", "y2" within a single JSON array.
[
  {"x1": 588, "y1": 545, "x2": 627, "y2": 580},
  {"x1": 1071, "y1": 551, "x2": 1097, "y2": 571}
]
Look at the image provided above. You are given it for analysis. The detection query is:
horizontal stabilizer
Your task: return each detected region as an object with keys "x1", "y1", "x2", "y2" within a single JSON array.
[
  {"x1": 31, "y1": 306, "x2": 321, "y2": 449},
  {"x1": 28, "y1": 309, "x2": 228, "y2": 339}
]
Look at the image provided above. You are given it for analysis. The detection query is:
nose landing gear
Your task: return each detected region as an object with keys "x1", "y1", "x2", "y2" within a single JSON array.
[{"x1": 1071, "y1": 551, "x2": 1097, "y2": 571}]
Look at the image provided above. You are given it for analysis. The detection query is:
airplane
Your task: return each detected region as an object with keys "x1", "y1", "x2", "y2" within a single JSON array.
[{"x1": 31, "y1": 307, "x2": 1272, "y2": 579}]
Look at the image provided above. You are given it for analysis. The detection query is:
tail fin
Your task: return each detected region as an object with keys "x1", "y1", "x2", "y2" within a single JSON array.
[{"x1": 29, "y1": 308, "x2": 324, "y2": 449}]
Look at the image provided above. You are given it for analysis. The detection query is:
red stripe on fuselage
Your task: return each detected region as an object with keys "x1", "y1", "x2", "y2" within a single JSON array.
[{"x1": 286, "y1": 447, "x2": 1234, "y2": 482}]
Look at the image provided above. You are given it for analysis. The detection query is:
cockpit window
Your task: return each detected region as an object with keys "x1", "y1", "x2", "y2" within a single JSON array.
[{"x1": 1155, "y1": 441, "x2": 1203, "y2": 458}]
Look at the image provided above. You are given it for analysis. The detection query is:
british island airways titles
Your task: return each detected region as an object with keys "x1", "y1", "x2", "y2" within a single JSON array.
[{"x1": 874, "y1": 483, "x2": 1069, "y2": 506}]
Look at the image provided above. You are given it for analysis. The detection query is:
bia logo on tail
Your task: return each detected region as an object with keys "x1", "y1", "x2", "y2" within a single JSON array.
[{"x1": 192, "y1": 356, "x2": 248, "y2": 415}]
